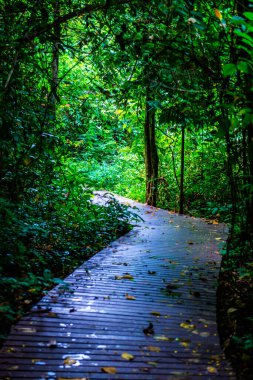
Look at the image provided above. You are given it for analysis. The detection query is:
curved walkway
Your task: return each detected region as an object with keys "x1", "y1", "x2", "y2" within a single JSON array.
[{"x1": 0, "y1": 194, "x2": 235, "y2": 379}]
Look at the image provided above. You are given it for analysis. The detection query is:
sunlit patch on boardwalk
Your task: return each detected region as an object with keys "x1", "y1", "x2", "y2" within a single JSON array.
[{"x1": 0, "y1": 194, "x2": 235, "y2": 379}]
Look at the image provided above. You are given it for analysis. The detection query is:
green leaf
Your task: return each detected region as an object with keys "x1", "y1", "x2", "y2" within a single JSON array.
[
  {"x1": 244, "y1": 12, "x2": 253, "y2": 21},
  {"x1": 237, "y1": 61, "x2": 250, "y2": 73},
  {"x1": 223, "y1": 63, "x2": 237, "y2": 77}
]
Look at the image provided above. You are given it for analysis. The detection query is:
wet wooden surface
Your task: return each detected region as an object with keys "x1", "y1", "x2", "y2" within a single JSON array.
[{"x1": 0, "y1": 193, "x2": 236, "y2": 379}]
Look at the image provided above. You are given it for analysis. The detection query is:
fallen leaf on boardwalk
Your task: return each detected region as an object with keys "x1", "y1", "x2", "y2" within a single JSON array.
[
  {"x1": 154, "y1": 335, "x2": 170, "y2": 341},
  {"x1": 215, "y1": 237, "x2": 222, "y2": 240},
  {"x1": 47, "y1": 312, "x2": 58, "y2": 318},
  {"x1": 121, "y1": 352, "x2": 134, "y2": 360},
  {"x1": 147, "y1": 361, "x2": 157, "y2": 366},
  {"x1": 16, "y1": 327, "x2": 37, "y2": 333},
  {"x1": 101, "y1": 366, "x2": 117, "y2": 374},
  {"x1": 125, "y1": 294, "x2": 136, "y2": 300},
  {"x1": 7, "y1": 365, "x2": 19, "y2": 370},
  {"x1": 47, "y1": 339, "x2": 57, "y2": 348},
  {"x1": 115, "y1": 274, "x2": 133, "y2": 280},
  {"x1": 199, "y1": 332, "x2": 210, "y2": 337},
  {"x1": 180, "y1": 322, "x2": 195, "y2": 329},
  {"x1": 5, "y1": 347, "x2": 16, "y2": 353},
  {"x1": 180, "y1": 341, "x2": 190, "y2": 348},
  {"x1": 150, "y1": 311, "x2": 161, "y2": 316},
  {"x1": 64, "y1": 357, "x2": 77, "y2": 366},
  {"x1": 147, "y1": 346, "x2": 161, "y2": 352},
  {"x1": 207, "y1": 365, "x2": 218, "y2": 374}
]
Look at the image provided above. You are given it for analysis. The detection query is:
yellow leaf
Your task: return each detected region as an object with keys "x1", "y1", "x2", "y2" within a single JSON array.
[
  {"x1": 180, "y1": 322, "x2": 195, "y2": 329},
  {"x1": 180, "y1": 341, "x2": 190, "y2": 348},
  {"x1": 101, "y1": 366, "x2": 117, "y2": 374},
  {"x1": 214, "y1": 9, "x2": 222, "y2": 21},
  {"x1": 63, "y1": 357, "x2": 77, "y2": 366},
  {"x1": 122, "y1": 274, "x2": 134, "y2": 280},
  {"x1": 207, "y1": 366, "x2": 218, "y2": 374},
  {"x1": 154, "y1": 335, "x2": 169, "y2": 341},
  {"x1": 125, "y1": 294, "x2": 136, "y2": 300},
  {"x1": 147, "y1": 346, "x2": 161, "y2": 352},
  {"x1": 150, "y1": 311, "x2": 161, "y2": 316},
  {"x1": 121, "y1": 352, "x2": 134, "y2": 360}
]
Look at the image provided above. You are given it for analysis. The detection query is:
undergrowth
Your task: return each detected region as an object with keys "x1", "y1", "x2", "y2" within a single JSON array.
[{"x1": 0, "y1": 190, "x2": 135, "y2": 346}]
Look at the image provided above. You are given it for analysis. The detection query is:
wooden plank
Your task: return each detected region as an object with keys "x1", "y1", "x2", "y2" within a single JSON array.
[{"x1": 0, "y1": 195, "x2": 235, "y2": 379}]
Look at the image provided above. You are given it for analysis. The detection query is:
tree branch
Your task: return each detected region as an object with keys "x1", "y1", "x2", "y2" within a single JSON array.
[{"x1": 17, "y1": 0, "x2": 138, "y2": 43}]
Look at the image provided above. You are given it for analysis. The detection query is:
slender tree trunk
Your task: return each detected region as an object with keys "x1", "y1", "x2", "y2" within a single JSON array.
[
  {"x1": 50, "y1": 1, "x2": 60, "y2": 117},
  {"x1": 179, "y1": 124, "x2": 185, "y2": 214},
  {"x1": 144, "y1": 86, "x2": 159, "y2": 206}
]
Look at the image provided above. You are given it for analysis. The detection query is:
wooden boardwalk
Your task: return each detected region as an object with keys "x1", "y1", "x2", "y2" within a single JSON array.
[{"x1": 0, "y1": 194, "x2": 236, "y2": 379}]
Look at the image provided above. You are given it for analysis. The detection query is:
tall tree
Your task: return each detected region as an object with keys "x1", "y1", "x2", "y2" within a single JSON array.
[{"x1": 144, "y1": 82, "x2": 159, "y2": 206}]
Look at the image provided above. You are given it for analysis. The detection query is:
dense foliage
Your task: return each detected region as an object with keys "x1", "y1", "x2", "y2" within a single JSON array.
[{"x1": 1, "y1": 0, "x2": 253, "y2": 376}]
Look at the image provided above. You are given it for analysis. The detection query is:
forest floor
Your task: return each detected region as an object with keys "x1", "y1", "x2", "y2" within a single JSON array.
[{"x1": 0, "y1": 194, "x2": 236, "y2": 379}]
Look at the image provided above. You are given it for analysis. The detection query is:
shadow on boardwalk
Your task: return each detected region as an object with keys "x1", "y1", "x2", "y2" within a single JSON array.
[{"x1": 0, "y1": 193, "x2": 236, "y2": 379}]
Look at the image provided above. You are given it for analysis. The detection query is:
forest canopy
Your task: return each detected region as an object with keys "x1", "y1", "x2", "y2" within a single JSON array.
[{"x1": 1, "y1": 0, "x2": 253, "y2": 372}]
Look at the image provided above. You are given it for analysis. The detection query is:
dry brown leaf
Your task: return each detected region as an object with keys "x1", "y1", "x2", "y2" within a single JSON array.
[
  {"x1": 101, "y1": 366, "x2": 117, "y2": 374},
  {"x1": 125, "y1": 294, "x2": 136, "y2": 300},
  {"x1": 115, "y1": 274, "x2": 133, "y2": 280},
  {"x1": 147, "y1": 346, "x2": 161, "y2": 352},
  {"x1": 150, "y1": 311, "x2": 161, "y2": 316},
  {"x1": 63, "y1": 357, "x2": 77, "y2": 366}
]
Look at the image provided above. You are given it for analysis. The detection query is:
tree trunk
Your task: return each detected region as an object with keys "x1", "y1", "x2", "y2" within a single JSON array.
[
  {"x1": 179, "y1": 124, "x2": 185, "y2": 214},
  {"x1": 144, "y1": 87, "x2": 159, "y2": 206}
]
